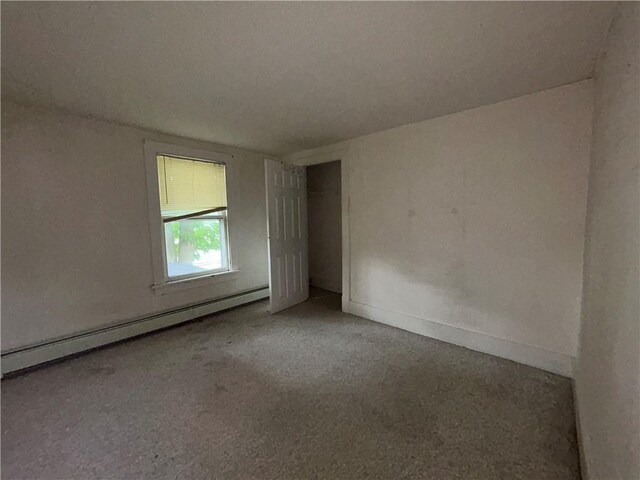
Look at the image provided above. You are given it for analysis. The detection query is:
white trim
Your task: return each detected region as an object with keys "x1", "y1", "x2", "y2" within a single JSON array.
[
  {"x1": 345, "y1": 300, "x2": 575, "y2": 377},
  {"x1": 287, "y1": 144, "x2": 351, "y2": 311},
  {"x1": 1, "y1": 287, "x2": 269, "y2": 375},
  {"x1": 143, "y1": 140, "x2": 236, "y2": 293},
  {"x1": 152, "y1": 269, "x2": 241, "y2": 295}
]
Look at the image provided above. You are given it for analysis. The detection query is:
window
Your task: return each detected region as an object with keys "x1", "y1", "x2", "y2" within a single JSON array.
[
  {"x1": 145, "y1": 141, "x2": 236, "y2": 289},
  {"x1": 157, "y1": 155, "x2": 229, "y2": 278}
]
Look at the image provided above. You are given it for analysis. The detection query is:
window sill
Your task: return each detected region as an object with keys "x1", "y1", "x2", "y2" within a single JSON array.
[{"x1": 152, "y1": 270, "x2": 240, "y2": 295}]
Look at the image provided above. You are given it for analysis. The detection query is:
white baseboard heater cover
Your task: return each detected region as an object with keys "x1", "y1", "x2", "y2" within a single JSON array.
[{"x1": 1, "y1": 286, "x2": 269, "y2": 376}]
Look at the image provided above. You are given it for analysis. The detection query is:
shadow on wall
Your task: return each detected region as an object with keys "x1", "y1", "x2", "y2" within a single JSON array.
[
  {"x1": 348, "y1": 156, "x2": 585, "y2": 355},
  {"x1": 351, "y1": 224, "x2": 580, "y2": 355},
  {"x1": 344, "y1": 83, "x2": 592, "y2": 357}
]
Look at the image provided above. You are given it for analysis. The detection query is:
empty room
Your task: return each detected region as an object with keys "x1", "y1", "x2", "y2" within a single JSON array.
[{"x1": 1, "y1": 2, "x2": 638, "y2": 480}]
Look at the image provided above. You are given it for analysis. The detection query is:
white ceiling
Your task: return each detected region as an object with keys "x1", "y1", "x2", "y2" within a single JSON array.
[{"x1": 2, "y1": 2, "x2": 614, "y2": 156}]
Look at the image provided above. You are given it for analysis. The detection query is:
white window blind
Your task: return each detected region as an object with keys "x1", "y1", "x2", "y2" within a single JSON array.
[{"x1": 157, "y1": 155, "x2": 227, "y2": 217}]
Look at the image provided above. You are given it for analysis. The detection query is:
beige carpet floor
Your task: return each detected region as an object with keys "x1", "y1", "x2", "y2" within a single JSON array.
[{"x1": 1, "y1": 289, "x2": 579, "y2": 479}]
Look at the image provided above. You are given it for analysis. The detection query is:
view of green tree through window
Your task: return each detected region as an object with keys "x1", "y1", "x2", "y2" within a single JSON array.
[{"x1": 157, "y1": 154, "x2": 229, "y2": 278}]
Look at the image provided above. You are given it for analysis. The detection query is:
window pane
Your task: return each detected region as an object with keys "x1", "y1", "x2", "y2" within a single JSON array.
[
  {"x1": 164, "y1": 218, "x2": 226, "y2": 277},
  {"x1": 156, "y1": 154, "x2": 229, "y2": 279}
]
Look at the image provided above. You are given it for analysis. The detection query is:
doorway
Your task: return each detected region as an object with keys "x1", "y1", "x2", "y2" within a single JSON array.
[
  {"x1": 265, "y1": 159, "x2": 342, "y2": 313},
  {"x1": 306, "y1": 160, "x2": 342, "y2": 294}
]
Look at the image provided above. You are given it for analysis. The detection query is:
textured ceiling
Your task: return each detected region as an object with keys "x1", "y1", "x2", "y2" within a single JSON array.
[{"x1": 2, "y1": 2, "x2": 614, "y2": 155}]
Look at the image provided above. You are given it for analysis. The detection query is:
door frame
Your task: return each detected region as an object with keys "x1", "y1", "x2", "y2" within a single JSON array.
[{"x1": 275, "y1": 143, "x2": 351, "y2": 312}]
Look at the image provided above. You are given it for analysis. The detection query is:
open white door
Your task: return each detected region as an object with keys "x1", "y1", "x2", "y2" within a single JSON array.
[{"x1": 265, "y1": 159, "x2": 309, "y2": 313}]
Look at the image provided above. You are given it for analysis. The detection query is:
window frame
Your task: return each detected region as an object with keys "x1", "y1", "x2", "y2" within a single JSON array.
[{"x1": 144, "y1": 141, "x2": 239, "y2": 293}]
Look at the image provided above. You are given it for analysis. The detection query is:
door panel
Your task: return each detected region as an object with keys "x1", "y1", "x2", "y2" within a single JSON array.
[{"x1": 266, "y1": 160, "x2": 308, "y2": 313}]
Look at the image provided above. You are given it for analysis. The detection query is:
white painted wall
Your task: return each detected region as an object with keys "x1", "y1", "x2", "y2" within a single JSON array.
[
  {"x1": 288, "y1": 81, "x2": 593, "y2": 373},
  {"x1": 574, "y1": 4, "x2": 640, "y2": 480},
  {"x1": 307, "y1": 161, "x2": 342, "y2": 293},
  {"x1": 1, "y1": 99, "x2": 269, "y2": 351}
]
